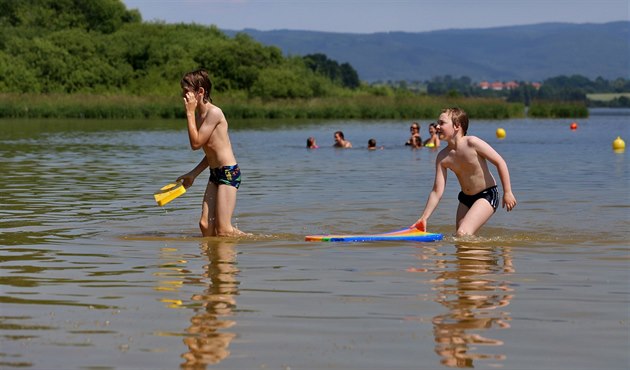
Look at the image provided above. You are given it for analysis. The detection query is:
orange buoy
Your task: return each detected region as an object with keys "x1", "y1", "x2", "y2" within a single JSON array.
[{"x1": 570, "y1": 122, "x2": 578, "y2": 130}]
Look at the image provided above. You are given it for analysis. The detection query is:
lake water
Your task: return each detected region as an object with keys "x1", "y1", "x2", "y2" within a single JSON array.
[{"x1": 1, "y1": 110, "x2": 628, "y2": 369}]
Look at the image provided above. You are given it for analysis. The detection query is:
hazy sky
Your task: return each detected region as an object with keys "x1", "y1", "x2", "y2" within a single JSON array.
[{"x1": 121, "y1": 0, "x2": 629, "y2": 33}]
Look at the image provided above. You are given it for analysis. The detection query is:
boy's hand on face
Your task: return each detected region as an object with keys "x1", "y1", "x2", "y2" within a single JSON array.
[{"x1": 183, "y1": 91, "x2": 197, "y2": 114}]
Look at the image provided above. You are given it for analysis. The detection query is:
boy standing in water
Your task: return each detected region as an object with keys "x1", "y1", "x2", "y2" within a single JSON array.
[
  {"x1": 177, "y1": 69, "x2": 245, "y2": 237},
  {"x1": 412, "y1": 107, "x2": 517, "y2": 236}
]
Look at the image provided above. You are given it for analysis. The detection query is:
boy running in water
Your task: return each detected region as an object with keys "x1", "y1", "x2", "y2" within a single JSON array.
[{"x1": 412, "y1": 107, "x2": 517, "y2": 236}]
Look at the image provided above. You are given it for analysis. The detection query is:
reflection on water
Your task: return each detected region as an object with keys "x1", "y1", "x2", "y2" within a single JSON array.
[
  {"x1": 0, "y1": 117, "x2": 627, "y2": 369},
  {"x1": 180, "y1": 240, "x2": 239, "y2": 368},
  {"x1": 153, "y1": 240, "x2": 239, "y2": 369},
  {"x1": 423, "y1": 244, "x2": 514, "y2": 368}
]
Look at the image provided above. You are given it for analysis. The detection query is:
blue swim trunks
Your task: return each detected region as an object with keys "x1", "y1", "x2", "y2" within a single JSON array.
[
  {"x1": 209, "y1": 164, "x2": 241, "y2": 189},
  {"x1": 458, "y1": 185, "x2": 499, "y2": 211}
]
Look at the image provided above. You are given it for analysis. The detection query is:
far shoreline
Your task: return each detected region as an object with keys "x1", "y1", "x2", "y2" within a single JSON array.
[{"x1": 0, "y1": 93, "x2": 588, "y2": 120}]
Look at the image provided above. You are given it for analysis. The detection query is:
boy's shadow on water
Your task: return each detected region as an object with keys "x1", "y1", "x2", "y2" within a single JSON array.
[
  {"x1": 179, "y1": 239, "x2": 240, "y2": 368},
  {"x1": 412, "y1": 243, "x2": 515, "y2": 368}
]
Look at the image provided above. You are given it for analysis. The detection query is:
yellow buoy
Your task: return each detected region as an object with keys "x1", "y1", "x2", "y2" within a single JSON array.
[
  {"x1": 612, "y1": 136, "x2": 625, "y2": 152},
  {"x1": 496, "y1": 128, "x2": 506, "y2": 139}
]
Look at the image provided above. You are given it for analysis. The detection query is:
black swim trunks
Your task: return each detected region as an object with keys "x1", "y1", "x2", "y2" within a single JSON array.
[
  {"x1": 209, "y1": 164, "x2": 241, "y2": 189},
  {"x1": 458, "y1": 185, "x2": 499, "y2": 211}
]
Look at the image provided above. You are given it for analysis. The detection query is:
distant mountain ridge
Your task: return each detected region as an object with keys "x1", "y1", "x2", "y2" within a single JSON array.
[{"x1": 225, "y1": 22, "x2": 629, "y2": 83}]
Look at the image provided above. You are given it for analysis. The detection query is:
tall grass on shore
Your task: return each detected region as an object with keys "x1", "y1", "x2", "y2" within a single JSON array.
[
  {"x1": 0, "y1": 93, "x2": 528, "y2": 120},
  {"x1": 225, "y1": 96, "x2": 525, "y2": 120},
  {"x1": 0, "y1": 94, "x2": 182, "y2": 120},
  {"x1": 528, "y1": 101, "x2": 589, "y2": 118}
]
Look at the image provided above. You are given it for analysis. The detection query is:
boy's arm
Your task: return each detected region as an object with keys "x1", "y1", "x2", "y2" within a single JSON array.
[
  {"x1": 472, "y1": 138, "x2": 517, "y2": 211},
  {"x1": 177, "y1": 157, "x2": 209, "y2": 189},
  {"x1": 412, "y1": 154, "x2": 447, "y2": 230}
]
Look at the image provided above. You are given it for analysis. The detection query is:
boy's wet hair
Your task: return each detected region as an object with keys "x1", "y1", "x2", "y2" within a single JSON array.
[
  {"x1": 368, "y1": 138, "x2": 376, "y2": 147},
  {"x1": 442, "y1": 107, "x2": 469, "y2": 135},
  {"x1": 181, "y1": 69, "x2": 213, "y2": 103}
]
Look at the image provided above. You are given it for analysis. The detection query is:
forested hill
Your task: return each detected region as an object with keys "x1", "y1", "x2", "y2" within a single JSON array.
[
  {"x1": 227, "y1": 22, "x2": 630, "y2": 82},
  {"x1": 0, "y1": 0, "x2": 358, "y2": 98}
]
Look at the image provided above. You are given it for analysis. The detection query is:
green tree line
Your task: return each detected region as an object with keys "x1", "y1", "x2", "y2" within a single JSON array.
[
  {"x1": 0, "y1": 0, "x2": 581, "y2": 119},
  {"x1": 0, "y1": 0, "x2": 361, "y2": 99}
]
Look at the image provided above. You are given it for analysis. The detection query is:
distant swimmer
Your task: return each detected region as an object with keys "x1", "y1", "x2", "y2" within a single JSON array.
[
  {"x1": 423, "y1": 123, "x2": 441, "y2": 148},
  {"x1": 307, "y1": 136, "x2": 319, "y2": 149},
  {"x1": 405, "y1": 122, "x2": 422, "y2": 146},
  {"x1": 410, "y1": 135, "x2": 423, "y2": 149},
  {"x1": 333, "y1": 131, "x2": 352, "y2": 148},
  {"x1": 368, "y1": 138, "x2": 383, "y2": 150}
]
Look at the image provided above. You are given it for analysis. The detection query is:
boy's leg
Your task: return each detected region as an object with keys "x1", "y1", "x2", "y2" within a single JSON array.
[
  {"x1": 200, "y1": 182, "x2": 218, "y2": 237},
  {"x1": 455, "y1": 199, "x2": 495, "y2": 236},
  {"x1": 455, "y1": 203, "x2": 468, "y2": 231},
  {"x1": 214, "y1": 184, "x2": 239, "y2": 236}
]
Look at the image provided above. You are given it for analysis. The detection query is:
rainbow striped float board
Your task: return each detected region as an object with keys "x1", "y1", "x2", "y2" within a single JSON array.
[{"x1": 305, "y1": 228, "x2": 443, "y2": 243}]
